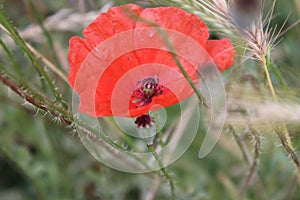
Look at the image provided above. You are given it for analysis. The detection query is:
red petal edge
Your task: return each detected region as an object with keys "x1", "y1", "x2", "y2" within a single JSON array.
[{"x1": 206, "y1": 38, "x2": 235, "y2": 71}]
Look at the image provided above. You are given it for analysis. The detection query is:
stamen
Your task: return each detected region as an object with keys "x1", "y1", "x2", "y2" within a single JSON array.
[{"x1": 131, "y1": 76, "x2": 163, "y2": 108}]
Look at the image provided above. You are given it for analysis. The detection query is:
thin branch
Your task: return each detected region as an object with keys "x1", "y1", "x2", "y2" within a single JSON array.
[{"x1": 0, "y1": 72, "x2": 72, "y2": 125}]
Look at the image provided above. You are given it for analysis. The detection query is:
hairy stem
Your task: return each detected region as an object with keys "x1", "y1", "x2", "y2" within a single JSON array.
[
  {"x1": 147, "y1": 145, "x2": 175, "y2": 200},
  {"x1": 262, "y1": 55, "x2": 300, "y2": 184},
  {"x1": 276, "y1": 131, "x2": 300, "y2": 174}
]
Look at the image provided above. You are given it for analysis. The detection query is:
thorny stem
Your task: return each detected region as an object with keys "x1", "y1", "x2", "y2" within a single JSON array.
[
  {"x1": 276, "y1": 131, "x2": 300, "y2": 175},
  {"x1": 147, "y1": 144, "x2": 175, "y2": 200},
  {"x1": 1, "y1": 73, "x2": 52, "y2": 116},
  {"x1": 262, "y1": 55, "x2": 300, "y2": 183},
  {"x1": 0, "y1": 71, "x2": 153, "y2": 172}
]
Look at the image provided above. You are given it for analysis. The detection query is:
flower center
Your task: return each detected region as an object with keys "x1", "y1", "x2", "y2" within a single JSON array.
[
  {"x1": 131, "y1": 76, "x2": 164, "y2": 108},
  {"x1": 135, "y1": 114, "x2": 155, "y2": 128}
]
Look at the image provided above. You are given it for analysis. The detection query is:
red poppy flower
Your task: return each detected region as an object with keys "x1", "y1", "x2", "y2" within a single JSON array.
[{"x1": 68, "y1": 4, "x2": 235, "y2": 120}]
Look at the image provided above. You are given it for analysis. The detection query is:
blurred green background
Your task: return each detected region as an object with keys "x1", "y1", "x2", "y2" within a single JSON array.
[{"x1": 1, "y1": 0, "x2": 300, "y2": 199}]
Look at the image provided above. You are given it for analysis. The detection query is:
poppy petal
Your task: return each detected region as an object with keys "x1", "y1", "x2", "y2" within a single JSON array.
[
  {"x1": 136, "y1": 6, "x2": 209, "y2": 47},
  {"x1": 133, "y1": 6, "x2": 209, "y2": 80},
  {"x1": 68, "y1": 36, "x2": 92, "y2": 87},
  {"x1": 68, "y1": 4, "x2": 142, "y2": 88},
  {"x1": 68, "y1": 5, "x2": 236, "y2": 118},
  {"x1": 82, "y1": 4, "x2": 143, "y2": 48},
  {"x1": 131, "y1": 7, "x2": 210, "y2": 111},
  {"x1": 105, "y1": 62, "x2": 193, "y2": 117},
  {"x1": 94, "y1": 52, "x2": 140, "y2": 117},
  {"x1": 206, "y1": 38, "x2": 235, "y2": 71}
]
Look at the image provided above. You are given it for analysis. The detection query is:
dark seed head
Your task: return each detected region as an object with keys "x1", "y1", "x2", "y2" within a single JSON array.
[{"x1": 135, "y1": 114, "x2": 155, "y2": 128}]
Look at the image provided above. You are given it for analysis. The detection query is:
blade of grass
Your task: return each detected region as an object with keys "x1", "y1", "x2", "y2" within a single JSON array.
[{"x1": 266, "y1": 46, "x2": 288, "y2": 87}]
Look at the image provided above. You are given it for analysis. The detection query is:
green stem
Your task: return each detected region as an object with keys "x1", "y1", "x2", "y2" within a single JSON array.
[
  {"x1": 151, "y1": 112, "x2": 165, "y2": 147},
  {"x1": 103, "y1": 117, "x2": 140, "y2": 151},
  {"x1": 148, "y1": 145, "x2": 175, "y2": 199},
  {"x1": 266, "y1": 47, "x2": 288, "y2": 87}
]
